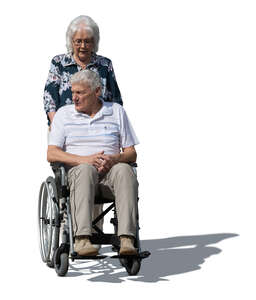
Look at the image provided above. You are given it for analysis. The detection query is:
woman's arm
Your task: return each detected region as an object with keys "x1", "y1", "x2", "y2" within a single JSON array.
[
  {"x1": 43, "y1": 57, "x2": 61, "y2": 120},
  {"x1": 106, "y1": 60, "x2": 123, "y2": 105}
]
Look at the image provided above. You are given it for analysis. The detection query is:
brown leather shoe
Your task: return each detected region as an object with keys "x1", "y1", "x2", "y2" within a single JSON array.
[
  {"x1": 119, "y1": 236, "x2": 137, "y2": 255},
  {"x1": 74, "y1": 236, "x2": 98, "y2": 256}
]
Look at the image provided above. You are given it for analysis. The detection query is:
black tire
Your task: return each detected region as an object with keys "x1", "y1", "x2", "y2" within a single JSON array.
[
  {"x1": 119, "y1": 257, "x2": 126, "y2": 267},
  {"x1": 121, "y1": 257, "x2": 141, "y2": 276},
  {"x1": 46, "y1": 259, "x2": 55, "y2": 268},
  {"x1": 130, "y1": 259, "x2": 141, "y2": 275},
  {"x1": 118, "y1": 221, "x2": 141, "y2": 275},
  {"x1": 38, "y1": 177, "x2": 59, "y2": 266},
  {"x1": 54, "y1": 249, "x2": 69, "y2": 276}
]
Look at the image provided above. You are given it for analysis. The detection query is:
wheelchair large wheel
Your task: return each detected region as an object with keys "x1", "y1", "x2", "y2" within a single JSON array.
[{"x1": 38, "y1": 177, "x2": 60, "y2": 267}]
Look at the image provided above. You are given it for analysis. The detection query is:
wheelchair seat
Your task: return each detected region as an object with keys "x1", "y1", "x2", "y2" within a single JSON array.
[{"x1": 38, "y1": 162, "x2": 150, "y2": 276}]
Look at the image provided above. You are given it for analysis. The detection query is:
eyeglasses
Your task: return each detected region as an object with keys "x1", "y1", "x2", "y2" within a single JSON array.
[{"x1": 73, "y1": 39, "x2": 94, "y2": 46}]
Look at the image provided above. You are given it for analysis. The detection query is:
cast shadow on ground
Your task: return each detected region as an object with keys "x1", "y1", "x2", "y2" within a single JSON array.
[{"x1": 68, "y1": 233, "x2": 238, "y2": 282}]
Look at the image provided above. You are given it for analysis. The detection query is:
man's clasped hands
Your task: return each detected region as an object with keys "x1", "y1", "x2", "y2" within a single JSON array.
[{"x1": 79, "y1": 151, "x2": 120, "y2": 175}]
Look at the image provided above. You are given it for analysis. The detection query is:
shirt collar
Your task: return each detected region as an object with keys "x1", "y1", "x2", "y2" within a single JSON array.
[
  {"x1": 63, "y1": 52, "x2": 98, "y2": 67},
  {"x1": 72, "y1": 101, "x2": 113, "y2": 119}
]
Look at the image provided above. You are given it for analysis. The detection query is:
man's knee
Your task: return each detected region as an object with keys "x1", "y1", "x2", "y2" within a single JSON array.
[
  {"x1": 112, "y1": 163, "x2": 138, "y2": 184},
  {"x1": 112, "y1": 163, "x2": 134, "y2": 175},
  {"x1": 79, "y1": 163, "x2": 97, "y2": 174},
  {"x1": 68, "y1": 163, "x2": 98, "y2": 184}
]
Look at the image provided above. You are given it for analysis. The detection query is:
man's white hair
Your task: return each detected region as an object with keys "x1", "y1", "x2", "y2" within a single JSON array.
[
  {"x1": 70, "y1": 70, "x2": 101, "y2": 91},
  {"x1": 66, "y1": 15, "x2": 100, "y2": 54}
]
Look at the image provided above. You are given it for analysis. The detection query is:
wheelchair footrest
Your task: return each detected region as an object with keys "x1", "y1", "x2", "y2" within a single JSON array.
[
  {"x1": 70, "y1": 253, "x2": 108, "y2": 260},
  {"x1": 111, "y1": 251, "x2": 151, "y2": 259},
  {"x1": 70, "y1": 251, "x2": 150, "y2": 261}
]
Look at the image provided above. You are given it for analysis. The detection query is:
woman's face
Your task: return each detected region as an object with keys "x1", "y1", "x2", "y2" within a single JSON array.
[{"x1": 72, "y1": 28, "x2": 94, "y2": 63}]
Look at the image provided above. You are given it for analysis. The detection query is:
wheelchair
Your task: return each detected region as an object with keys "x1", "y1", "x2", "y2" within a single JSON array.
[{"x1": 38, "y1": 162, "x2": 150, "y2": 277}]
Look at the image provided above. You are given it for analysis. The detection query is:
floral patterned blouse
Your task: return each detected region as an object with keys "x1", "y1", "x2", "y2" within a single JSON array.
[{"x1": 43, "y1": 52, "x2": 122, "y2": 115}]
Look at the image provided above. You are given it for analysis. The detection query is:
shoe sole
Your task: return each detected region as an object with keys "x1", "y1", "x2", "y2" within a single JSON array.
[
  {"x1": 77, "y1": 248, "x2": 99, "y2": 256},
  {"x1": 119, "y1": 248, "x2": 138, "y2": 256}
]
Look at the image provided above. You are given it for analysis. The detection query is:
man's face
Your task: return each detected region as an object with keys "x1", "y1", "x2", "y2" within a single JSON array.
[{"x1": 71, "y1": 82, "x2": 99, "y2": 113}]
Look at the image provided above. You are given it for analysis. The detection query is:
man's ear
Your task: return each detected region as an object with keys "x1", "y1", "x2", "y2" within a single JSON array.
[{"x1": 95, "y1": 86, "x2": 101, "y2": 97}]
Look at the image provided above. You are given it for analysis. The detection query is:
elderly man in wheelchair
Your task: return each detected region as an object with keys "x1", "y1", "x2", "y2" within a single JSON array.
[{"x1": 38, "y1": 69, "x2": 150, "y2": 276}]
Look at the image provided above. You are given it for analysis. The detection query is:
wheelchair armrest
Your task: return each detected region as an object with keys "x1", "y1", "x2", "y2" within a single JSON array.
[
  {"x1": 50, "y1": 161, "x2": 137, "y2": 181},
  {"x1": 50, "y1": 162, "x2": 66, "y2": 172},
  {"x1": 50, "y1": 162, "x2": 68, "y2": 188},
  {"x1": 51, "y1": 162, "x2": 137, "y2": 169}
]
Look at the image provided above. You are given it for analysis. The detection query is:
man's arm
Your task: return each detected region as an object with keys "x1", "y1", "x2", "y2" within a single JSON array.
[
  {"x1": 111, "y1": 146, "x2": 137, "y2": 164},
  {"x1": 48, "y1": 111, "x2": 56, "y2": 125},
  {"x1": 97, "y1": 146, "x2": 137, "y2": 174},
  {"x1": 47, "y1": 145, "x2": 105, "y2": 168}
]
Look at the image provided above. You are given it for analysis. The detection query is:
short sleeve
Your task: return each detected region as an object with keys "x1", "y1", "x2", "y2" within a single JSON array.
[
  {"x1": 48, "y1": 109, "x2": 65, "y2": 148},
  {"x1": 43, "y1": 57, "x2": 61, "y2": 113},
  {"x1": 106, "y1": 61, "x2": 123, "y2": 105},
  {"x1": 119, "y1": 107, "x2": 139, "y2": 148}
]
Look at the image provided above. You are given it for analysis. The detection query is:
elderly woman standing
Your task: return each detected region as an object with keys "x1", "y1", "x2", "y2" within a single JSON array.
[
  {"x1": 44, "y1": 15, "x2": 122, "y2": 124},
  {"x1": 44, "y1": 15, "x2": 122, "y2": 244}
]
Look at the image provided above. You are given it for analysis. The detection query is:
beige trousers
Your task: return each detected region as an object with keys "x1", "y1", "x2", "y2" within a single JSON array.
[{"x1": 67, "y1": 163, "x2": 138, "y2": 237}]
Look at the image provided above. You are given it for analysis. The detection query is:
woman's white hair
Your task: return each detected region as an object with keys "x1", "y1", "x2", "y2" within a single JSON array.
[
  {"x1": 70, "y1": 70, "x2": 101, "y2": 91},
  {"x1": 66, "y1": 15, "x2": 100, "y2": 54}
]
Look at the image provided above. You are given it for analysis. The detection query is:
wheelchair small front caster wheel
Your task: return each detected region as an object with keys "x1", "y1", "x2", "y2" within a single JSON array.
[
  {"x1": 54, "y1": 248, "x2": 69, "y2": 276},
  {"x1": 120, "y1": 257, "x2": 141, "y2": 276}
]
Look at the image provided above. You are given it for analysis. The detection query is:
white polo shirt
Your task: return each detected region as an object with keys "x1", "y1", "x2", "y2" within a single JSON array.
[{"x1": 48, "y1": 102, "x2": 139, "y2": 156}]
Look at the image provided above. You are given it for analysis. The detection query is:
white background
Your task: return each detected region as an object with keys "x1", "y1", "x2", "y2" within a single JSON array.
[{"x1": 0, "y1": 0, "x2": 255, "y2": 298}]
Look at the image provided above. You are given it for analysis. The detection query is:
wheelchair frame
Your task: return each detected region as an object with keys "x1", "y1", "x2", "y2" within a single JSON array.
[{"x1": 38, "y1": 162, "x2": 150, "y2": 276}]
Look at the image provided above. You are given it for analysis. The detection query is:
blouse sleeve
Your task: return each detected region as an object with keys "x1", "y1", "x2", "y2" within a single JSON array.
[
  {"x1": 106, "y1": 61, "x2": 123, "y2": 106},
  {"x1": 43, "y1": 57, "x2": 61, "y2": 113}
]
